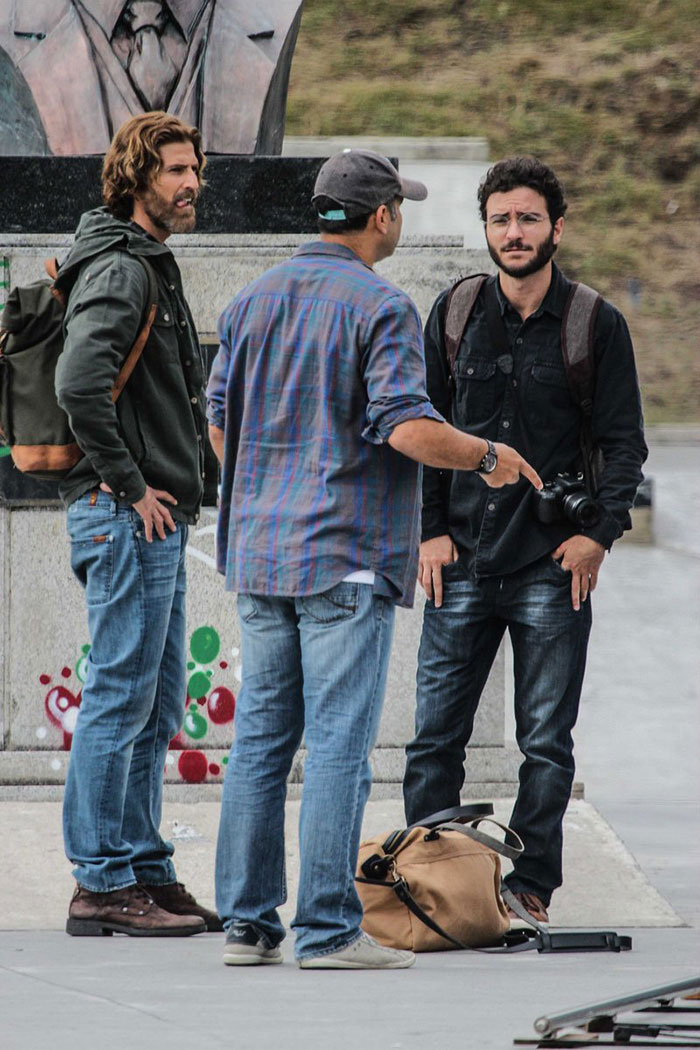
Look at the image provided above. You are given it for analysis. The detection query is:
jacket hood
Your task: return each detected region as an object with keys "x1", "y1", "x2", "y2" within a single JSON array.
[{"x1": 56, "y1": 207, "x2": 170, "y2": 290}]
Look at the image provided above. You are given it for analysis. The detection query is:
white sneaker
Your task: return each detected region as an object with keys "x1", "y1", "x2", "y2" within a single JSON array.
[{"x1": 298, "y1": 932, "x2": 415, "y2": 969}]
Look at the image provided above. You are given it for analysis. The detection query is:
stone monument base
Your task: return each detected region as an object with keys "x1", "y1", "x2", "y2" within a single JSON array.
[{"x1": 1, "y1": 232, "x2": 524, "y2": 799}]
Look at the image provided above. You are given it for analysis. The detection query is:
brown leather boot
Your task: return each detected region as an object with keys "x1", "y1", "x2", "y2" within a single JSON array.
[
  {"x1": 142, "y1": 881, "x2": 223, "y2": 932},
  {"x1": 66, "y1": 884, "x2": 206, "y2": 937}
]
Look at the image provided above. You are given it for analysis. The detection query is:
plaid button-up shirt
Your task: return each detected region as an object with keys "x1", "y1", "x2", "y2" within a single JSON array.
[{"x1": 206, "y1": 241, "x2": 444, "y2": 607}]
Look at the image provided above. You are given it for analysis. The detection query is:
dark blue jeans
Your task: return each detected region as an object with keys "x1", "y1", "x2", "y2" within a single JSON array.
[{"x1": 403, "y1": 554, "x2": 592, "y2": 904}]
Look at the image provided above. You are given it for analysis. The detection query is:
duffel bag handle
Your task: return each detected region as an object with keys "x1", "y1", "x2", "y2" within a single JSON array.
[
  {"x1": 381, "y1": 803, "x2": 494, "y2": 855},
  {"x1": 432, "y1": 818, "x2": 524, "y2": 861},
  {"x1": 408, "y1": 803, "x2": 494, "y2": 830}
]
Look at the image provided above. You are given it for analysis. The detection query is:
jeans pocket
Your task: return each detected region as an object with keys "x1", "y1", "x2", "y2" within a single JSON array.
[
  {"x1": 70, "y1": 534, "x2": 115, "y2": 605},
  {"x1": 550, "y1": 555, "x2": 571, "y2": 578},
  {"x1": 300, "y1": 581, "x2": 360, "y2": 624},
  {"x1": 237, "y1": 593, "x2": 259, "y2": 622}
]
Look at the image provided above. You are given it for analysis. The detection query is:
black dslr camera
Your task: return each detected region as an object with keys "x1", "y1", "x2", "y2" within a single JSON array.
[{"x1": 534, "y1": 472, "x2": 599, "y2": 528}]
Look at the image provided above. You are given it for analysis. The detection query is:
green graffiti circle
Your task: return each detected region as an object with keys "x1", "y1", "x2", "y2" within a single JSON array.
[
  {"x1": 75, "y1": 655, "x2": 89, "y2": 683},
  {"x1": 187, "y1": 671, "x2": 210, "y2": 700},
  {"x1": 190, "y1": 626, "x2": 220, "y2": 665},
  {"x1": 183, "y1": 708, "x2": 208, "y2": 740}
]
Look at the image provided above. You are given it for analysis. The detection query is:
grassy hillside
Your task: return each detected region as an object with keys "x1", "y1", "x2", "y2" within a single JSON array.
[{"x1": 286, "y1": 0, "x2": 700, "y2": 422}]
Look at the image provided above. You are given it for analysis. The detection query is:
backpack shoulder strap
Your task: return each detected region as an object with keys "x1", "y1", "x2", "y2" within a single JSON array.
[
  {"x1": 444, "y1": 273, "x2": 489, "y2": 379},
  {"x1": 111, "y1": 256, "x2": 159, "y2": 403},
  {"x1": 562, "y1": 281, "x2": 603, "y2": 494},
  {"x1": 561, "y1": 280, "x2": 602, "y2": 411}
]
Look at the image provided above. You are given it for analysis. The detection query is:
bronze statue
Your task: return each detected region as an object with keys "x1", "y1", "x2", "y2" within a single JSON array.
[{"x1": 0, "y1": 0, "x2": 303, "y2": 155}]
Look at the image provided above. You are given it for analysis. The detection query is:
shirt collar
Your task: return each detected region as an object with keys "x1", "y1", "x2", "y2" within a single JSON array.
[
  {"x1": 84, "y1": 0, "x2": 208, "y2": 40},
  {"x1": 495, "y1": 262, "x2": 568, "y2": 321},
  {"x1": 293, "y1": 241, "x2": 373, "y2": 270}
]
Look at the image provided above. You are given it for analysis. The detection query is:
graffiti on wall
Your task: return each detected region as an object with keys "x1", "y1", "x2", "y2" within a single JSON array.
[{"x1": 37, "y1": 626, "x2": 239, "y2": 783}]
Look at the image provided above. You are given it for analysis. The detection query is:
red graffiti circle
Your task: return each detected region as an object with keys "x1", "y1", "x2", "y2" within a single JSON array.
[
  {"x1": 177, "y1": 750, "x2": 208, "y2": 783},
  {"x1": 207, "y1": 687, "x2": 235, "y2": 725},
  {"x1": 45, "y1": 685, "x2": 81, "y2": 733}
]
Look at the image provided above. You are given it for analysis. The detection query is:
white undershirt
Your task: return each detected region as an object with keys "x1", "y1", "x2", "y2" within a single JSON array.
[{"x1": 342, "y1": 570, "x2": 376, "y2": 585}]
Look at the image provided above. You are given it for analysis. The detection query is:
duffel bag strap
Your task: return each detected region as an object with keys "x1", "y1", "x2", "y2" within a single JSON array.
[
  {"x1": 355, "y1": 875, "x2": 633, "y2": 955},
  {"x1": 432, "y1": 819, "x2": 524, "y2": 862},
  {"x1": 490, "y1": 889, "x2": 633, "y2": 954},
  {"x1": 479, "y1": 927, "x2": 633, "y2": 954},
  {"x1": 501, "y1": 885, "x2": 547, "y2": 933},
  {"x1": 354, "y1": 873, "x2": 469, "y2": 950},
  {"x1": 382, "y1": 803, "x2": 494, "y2": 855}
]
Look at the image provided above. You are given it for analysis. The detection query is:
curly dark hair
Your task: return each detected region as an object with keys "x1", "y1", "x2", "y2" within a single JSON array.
[
  {"x1": 102, "y1": 111, "x2": 206, "y2": 221},
  {"x1": 478, "y1": 156, "x2": 567, "y2": 225}
]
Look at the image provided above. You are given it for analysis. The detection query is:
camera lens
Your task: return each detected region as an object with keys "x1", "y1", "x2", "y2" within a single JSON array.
[{"x1": 562, "y1": 492, "x2": 599, "y2": 527}]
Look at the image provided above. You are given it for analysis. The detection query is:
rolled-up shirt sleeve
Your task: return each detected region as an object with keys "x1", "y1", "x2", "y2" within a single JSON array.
[
  {"x1": 205, "y1": 311, "x2": 232, "y2": 430},
  {"x1": 361, "y1": 293, "x2": 444, "y2": 444}
]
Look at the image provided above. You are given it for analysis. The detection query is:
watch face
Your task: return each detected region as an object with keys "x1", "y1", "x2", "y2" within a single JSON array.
[{"x1": 479, "y1": 442, "x2": 498, "y2": 473}]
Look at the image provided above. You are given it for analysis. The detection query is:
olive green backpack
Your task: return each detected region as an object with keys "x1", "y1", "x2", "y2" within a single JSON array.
[{"x1": 0, "y1": 255, "x2": 157, "y2": 481}]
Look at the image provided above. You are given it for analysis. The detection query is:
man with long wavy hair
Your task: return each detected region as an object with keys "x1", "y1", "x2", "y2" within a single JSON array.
[{"x1": 54, "y1": 111, "x2": 220, "y2": 937}]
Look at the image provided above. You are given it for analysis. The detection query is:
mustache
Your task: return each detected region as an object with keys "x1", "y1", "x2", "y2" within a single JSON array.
[
  {"x1": 503, "y1": 240, "x2": 530, "y2": 251},
  {"x1": 175, "y1": 192, "x2": 197, "y2": 204}
]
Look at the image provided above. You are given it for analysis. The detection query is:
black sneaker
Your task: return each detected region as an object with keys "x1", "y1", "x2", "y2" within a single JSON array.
[{"x1": 223, "y1": 922, "x2": 283, "y2": 966}]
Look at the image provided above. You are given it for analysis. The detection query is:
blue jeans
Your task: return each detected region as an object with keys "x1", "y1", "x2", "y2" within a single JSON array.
[
  {"x1": 403, "y1": 554, "x2": 592, "y2": 904},
  {"x1": 63, "y1": 491, "x2": 188, "y2": 892},
  {"x1": 215, "y1": 583, "x2": 395, "y2": 959}
]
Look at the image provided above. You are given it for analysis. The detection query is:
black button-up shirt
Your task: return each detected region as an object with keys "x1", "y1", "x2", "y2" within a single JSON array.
[{"x1": 422, "y1": 264, "x2": 648, "y2": 578}]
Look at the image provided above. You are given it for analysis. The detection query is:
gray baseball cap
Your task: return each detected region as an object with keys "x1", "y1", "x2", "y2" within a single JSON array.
[{"x1": 312, "y1": 148, "x2": 428, "y2": 220}]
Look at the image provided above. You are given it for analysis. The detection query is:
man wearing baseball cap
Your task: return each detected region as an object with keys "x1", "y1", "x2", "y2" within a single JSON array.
[{"x1": 207, "y1": 149, "x2": 540, "y2": 970}]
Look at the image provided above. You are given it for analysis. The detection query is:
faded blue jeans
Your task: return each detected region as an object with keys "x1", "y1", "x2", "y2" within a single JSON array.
[
  {"x1": 403, "y1": 554, "x2": 592, "y2": 904},
  {"x1": 215, "y1": 582, "x2": 395, "y2": 960},
  {"x1": 63, "y1": 490, "x2": 188, "y2": 892}
]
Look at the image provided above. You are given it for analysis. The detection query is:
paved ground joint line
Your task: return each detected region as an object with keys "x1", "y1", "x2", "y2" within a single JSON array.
[{"x1": 0, "y1": 960, "x2": 185, "y2": 1030}]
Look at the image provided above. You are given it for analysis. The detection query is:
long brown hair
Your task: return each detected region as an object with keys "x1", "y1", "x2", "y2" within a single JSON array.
[{"x1": 102, "y1": 111, "x2": 206, "y2": 221}]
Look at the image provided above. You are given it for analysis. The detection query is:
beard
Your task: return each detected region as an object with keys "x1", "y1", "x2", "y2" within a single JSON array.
[
  {"x1": 141, "y1": 185, "x2": 197, "y2": 236},
  {"x1": 488, "y1": 227, "x2": 557, "y2": 278}
]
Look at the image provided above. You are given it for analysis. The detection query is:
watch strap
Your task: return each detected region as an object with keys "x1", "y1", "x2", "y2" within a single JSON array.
[{"x1": 478, "y1": 439, "x2": 498, "y2": 473}]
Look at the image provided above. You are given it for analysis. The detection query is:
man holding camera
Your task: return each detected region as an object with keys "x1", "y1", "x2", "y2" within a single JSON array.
[{"x1": 403, "y1": 156, "x2": 647, "y2": 927}]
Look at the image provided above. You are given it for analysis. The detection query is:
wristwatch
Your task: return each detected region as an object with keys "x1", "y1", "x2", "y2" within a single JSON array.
[{"x1": 477, "y1": 439, "x2": 498, "y2": 474}]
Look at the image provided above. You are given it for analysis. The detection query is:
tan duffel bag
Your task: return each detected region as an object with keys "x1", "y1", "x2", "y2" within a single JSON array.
[{"x1": 356, "y1": 804, "x2": 523, "y2": 952}]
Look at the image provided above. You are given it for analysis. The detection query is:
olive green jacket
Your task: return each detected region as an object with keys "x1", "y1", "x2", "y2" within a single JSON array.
[{"x1": 55, "y1": 208, "x2": 206, "y2": 523}]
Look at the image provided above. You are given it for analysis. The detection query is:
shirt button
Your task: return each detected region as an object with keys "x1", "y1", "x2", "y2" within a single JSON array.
[
  {"x1": 191, "y1": 396, "x2": 198, "y2": 404},
  {"x1": 467, "y1": 367, "x2": 474, "y2": 376},
  {"x1": 197, "y1": 434, "x2": 203, "y2": 441},
  {"x1": 185, "y1": 359, "x2": 192, "y2": 366},
  {"x1": 119, "y1": 490, "x2": 126, "y2": 498},
  {"x1": 512, "y1": 379, "x2": 518, "y2": 387},
  {"x1": 180, "y1": 320, "x2": 187, "y2": 328},
  {"x1": 503, "y1": 420, "x2": 510, "y2": 429},
  {"x1": 516, "y1": 337, "x2": 523, "y2": 345},
  {"x1": 201, "y1": 472, "x2": 205, "y2": 479},
  {"x1": 163, "y1": 312, "x2": 170, "y2": 322},
  {"x1": 487, "y1": 503, "x2": 496, "y2": 512},
  {"x1": 169, "y1": 284, "x2": 175, "y2": 291}
]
